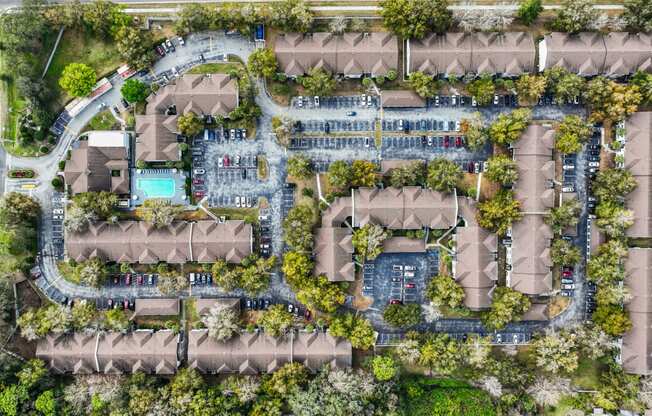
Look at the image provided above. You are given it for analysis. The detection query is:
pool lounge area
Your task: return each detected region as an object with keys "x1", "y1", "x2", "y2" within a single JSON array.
[{"x1": 131, "y1": 169, "x2": 188, "y2": 206}]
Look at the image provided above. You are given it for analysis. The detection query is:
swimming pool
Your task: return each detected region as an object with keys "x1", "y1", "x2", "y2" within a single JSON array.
[{"x1": 136, "y1": 178, "x2": 176, "y2": 198}]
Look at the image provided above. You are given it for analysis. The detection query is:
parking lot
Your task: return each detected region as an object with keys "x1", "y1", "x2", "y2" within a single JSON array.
[
  {"x1": 50, "y1": 192, "x2": 65, "y2": 260},
  {"x1": 364, "y1": 251, "x2": 438, "y2": 308},
  {"x1": 296, "y1": 119, "x2": 374, "y2": 133},
  {"x1": 289, "y1": 136, "x2": 375, "y2": 150},
  {"x1": 291, "y1": 95, "x2": 379, "y2": 110},
  {"x1": 382, "y1": 118, "x2": 461, "y2": 132}
]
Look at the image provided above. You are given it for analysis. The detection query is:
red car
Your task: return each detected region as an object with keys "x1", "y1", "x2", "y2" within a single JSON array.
[
  {"x1": 223, "y1": 155, "x2": 230, "y2": 167},
  {"x1": 123, "y1": 299, "x2": 129, "y2": 309},
  {"x1": 562, "y1": 270, "x2": 572, "y2": 277},
  {"x1": 194, "y1": 191, "x2": 205, "y2": 198},
  {"x1": 405, "y1": 283, "x2": 415, "y2": 289},
  {"x1": 304, "y1": 309, "x2": 312, "y2": 320},
  {"x1": 125, "y1": 274, "x2": 131, "y2": 285},
  {"x1": 455, "y1": 136, "x2": 462, "y2": 147},
  {"x1": 389, "y1": 299, "x2": 402, "y2": 305},
  {"x1": 192, "y1": 179, "x2": 203, "y2": 185},
  {"x1": 443, "y1": 136, "x2": 450, "y2": 147},
  {"x1": 137, "y1": 274, "x2": 143, "y2": 285}
]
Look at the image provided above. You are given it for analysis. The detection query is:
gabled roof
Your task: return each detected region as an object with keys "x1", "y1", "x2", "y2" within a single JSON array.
[
  {"x1": 603, "y1": 32, "x2": 652, "y2": 78},
  {"x1": 454, "y1": 225, "x2": 498, "y2": 310},
  {"x1": 627, "y1": 175, "x2": 652, "y2": 239},
  {"x1": 510, "y1": 215, "x2": 553, "y2": 295},
  {"x1": 353, "y1": 187, "x2": 456, "y2": 230},
  {"x1": 381, "y1": 90, "x2": 426, "y2": 108},
  {"x1": 63, "y1": 140, "x2": 129, "y2": 195},
  {"x1": 146, "y1": 74, "x2": 238, "y2": 117},
  {"x1": 513, "y1": 125, "x2": 555, "y2": 214},
  {"x1": 382, "y1": 236, "x2": 426, "y2": 253},
  {"x1": 623, "y1": 248, "x2": 652, "y2": 375},
  {"x1": 134, "y1": 114, "x2": 180, "y2": 162},
  {"x1": 314, "y1": 227, "x2": 355, "y2": 282},
  {"x1": 66, "y1": 220, "x2": 252, "y2": 264},
  {"x1": 542, "y1": 32, "x2": 606, "y2": 76},
  {"x1": 274, "y1": 32, "x2": 398, "y2": 77},
  {"x1": 626, "y1": 112, "x2": 652, "y2": 239},
  {"x1": 321, "y1": 196, "x2": 353, "y2": 227},
  {"x1": 36, "y1": 331, "x2": 179, "y2": 375},
  {"x1": 133, "y1": 298, "x2": 180, "y2": 317},
  {"x1": 408, "y1": 32, "x2": 472, "y2": 76},
  {"x1": 188, "y1": 330, "x2": 352, "y2": 374}
]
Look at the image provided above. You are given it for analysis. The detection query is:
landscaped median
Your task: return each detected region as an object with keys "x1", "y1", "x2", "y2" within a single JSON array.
[{"x1": 7, "y1": 168, "x2": 36, "y2": 179}]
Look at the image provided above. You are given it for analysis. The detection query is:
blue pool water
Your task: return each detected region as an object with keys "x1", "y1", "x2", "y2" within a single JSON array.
[{"x1": 137, "y1": 178, "x2": 176, "y2": 198}]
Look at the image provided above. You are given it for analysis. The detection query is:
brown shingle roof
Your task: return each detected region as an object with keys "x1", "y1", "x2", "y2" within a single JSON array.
[
  {"x1": 513, "y1": 125, "x2": 555, "y2": 213},
  {"x1": 134, "y1": 114, "x2": 180, "y2": 162},
  {"x1": 314, "y1": 227, "x2": 355, "y2": 282},
  {"x1": 146, "y1": 74, "x2": 238, "y2": 117},
  {"x1": 274, "y1": 32, "x2": 398, "y2": 77},
  {"x1": 382, "y1": 236, "x2": 426, "y2": 253},
  {"x1": 321, "y1": 196, "x2": 353, "y2": 227},
  {"x1": 187, "y1": 330, "x2": 352, "y2": 374},
  {"x1": 510, "y1": 215, "x2": 553, "y2": 295},
  {"x1": 63, "y1": 140, "x2": 129, "y2": 195},
  {"x1": 36, "y1": 330, "x2": 179, "y2": 375},
  {"x1": 603, "y1": 33, "x2": 652, "y2": 78},
  {"x1": 381, "y1": 90, "x2": 426, "y2": 108},
  {"x1": 133, "y1": 298, "x2": 180, "y2": 317},
  {"x1": 66, "y1": 220, "x2": 252, "y2": 264},
  {"x1": 454, "y1": 226, "x2": 497, "y2": 310},
  {"x1": 626, "y1": 112, "x2": 652, "y2": 239},
  {"x1": 408, "y1": 32, "x2": 534, "y2": 76},
  {"x1": 623, "y1": 248, "x2": 652, "y2": 375},
  {"x1": 353, "y1": 187, "x2": 457, "y2": 230}
]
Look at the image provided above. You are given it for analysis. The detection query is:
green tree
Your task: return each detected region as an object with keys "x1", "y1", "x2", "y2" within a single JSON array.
[
  {"x1": 328, "y1": 313, "x2": 376, "y2": 349},
  {"x1": 593, "y1": 304, "x2": 631, "y2": 336},
  {"x1": 352, "y1": 224, "x2": 390, "y2": 261},
  {"x1": 531, "y1": 330, "x2": 579, "y2": 374},
  {"x1": 300, "y1": 68, "x2": 336, "y2": 96},
  {"x1": 59, "y1": 63, "x2": 96, "y2": 97},
  {"x1": 587, "y1": 240, "x2": 627, "y2": 284},
  {"x1": 296, "y1": 275, "x2": 346, "y2": 313},
  {"x1": 82, "y1": 0, "x2": 131, "y2": 38},
  {"x1": 460, "y1": 113, "x2": 488, "y2": 150},
  {"x1": 74, "y1": 258, "x2": 108, "y2": 287},
  {"x1": 595, "y1": 201, "x2": 634, "y2": 238},
  {"x1": 177, "y1": 112, "x2": 204, "y2": 137},
  {"x1": 140, "y1": 199, "x2": 183, "y2": 228},
  {"x1": 380, "y1": 0, "x2": 452, "y2": 39},
  {"x1": 0, "y1": 192, "x2": 40, "y2": 224},
  {"x1": 34, "y1": 390, "x2": 56, "y2": 416},
  {"x1": 248, "y1": 48, "x2": 278, "y2": 78},
  {"x1": 259, "y1": 304, "x2": 294, "y2": 337},
  {"x1": 550, "y1": 71, "x2": 585, "y2": 104},
  {"x1": 483, "y1": 287, "x2": 531, "y2": 330},
  {"x1": 552, "y1": 0, "x2": 598, "y2": 33},
  {"x1": 71, "y1": 299, "x2": 96, "y2": 329},
  {"x1": 488, "y1": 109, "x2": 532, "y2": 145},
  {"x1": 351, "y1": 160, "x2": 377, "y2": 187},
  {"x1": 545, "y1": 198, "x2": 580, "y2": 234},
  {"x1": 426, "y1": 274, "x2": 465, "y2": 308},
  {"x1": 593, "y1": 168, "x2": 637, "y2": 204},
  {"x1": 371, "y1": 356, "x2": 398, "y2": 381},
  {"x1": 550, "y1": 239, "x2": 581, "y2": 266},
  {"x1": 282, "y1": 251, "x2": 314, "y2": 286},
  {"x1": 515, "y1": 74, "x2": 546, "y2": 104},
  {"x1": 115, "y1": 26, "x2": 154, "y2": 71},
  {"x1": 383, "y1": 303, "x2": 421, "y2": 328},
  {"x1": 485, "y1": 155, "x2": 518, "y2": 186},
  {"x1": 327, "y1": 160, "x2": 352, "y2": 190},
  {"x1": 477, "y1": 190, "x2": 522, "y2": 236},
  {"x1": 270, "y1": 0, "x2": 314, "y2": 33},
  {"x1": 467, "y1": 74, "x2": 495, "y2": 106},
  {"x1": 517, "y1": 0, "x2": 542, "y2": 25},
  {"x1": 631, "y1": 70, "x2": 652, "y2": 105},
  {"x1": 427, "y1": 158, "x2": 462, "y2": 193},
  {"x1": 623, "y1": 0, "x2": 652, "y2": 32},
  {"x1": 121, "y1": 78, "x2": 150, "y2": 103},
  {"x1": 263, "y1": 362, "x2": 308, "y2": 396},
  {"x1": 555, "y1": 115, "x2": 592, "y2": 154},
  {"x1": 389, "y1": 161, "x2": 425, "y2": 187},
  {"x1": 287, "y1": 155, "x2": 313, "y2": 180},
  {"x1": 282, "y1": 204, "x2": 316, "y2": 252},
  {"x1": 586, "y1": 77, "x2": 641, "y2": 122},
  {"x1": 418, "y1": 333, "x2": 464, "y2": 375},
  {"x1": 407, "y1": 71, "x2": 438, "y2": 98}
]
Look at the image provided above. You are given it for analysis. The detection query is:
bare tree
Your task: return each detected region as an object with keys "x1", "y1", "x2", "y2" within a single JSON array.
[
  {"x1": 479, "y1": 376, "x2": 502, "y2": 398},
  {"x1": 202, "y1": 306, "x2": 240, "y2": 341},
  {"x1": 422, "y1": 302, "x2": 442, "y2": 323},
  {"x1": 527, "y1": 377, "x2": 572, "y2": 407},
  {"x1": 454, "y1": 3, "x2": 516, "y2": 32},
  {"x1": 348, "y1": 17, "x2": 368, "y2": 32},
  {"x1": 329, "y1": 16, "x2": 347, "y2": 34}
]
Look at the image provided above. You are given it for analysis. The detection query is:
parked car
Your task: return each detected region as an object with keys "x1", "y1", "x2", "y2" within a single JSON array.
[
  {"x1": 193, "y1": 168, "x2": 205, "y2": 175},
  {"x1": 177, "y1": 36, "x2": 185, "y2": 46},
  {"x1": 389, "y1": 299, "x2": 402, "y2": 305}
]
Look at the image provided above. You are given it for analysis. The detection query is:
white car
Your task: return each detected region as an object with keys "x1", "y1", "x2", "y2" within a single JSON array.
[
  {"x1": 562, "y1": 165, "x2": 575, "y2": 170},
  {"x1": 235, "y1": 196, "x2": 241, "y2": 208},
  {"x1": 451, "y1": 95, "x2": 458, "y2": 106},
  {"x1": 562, "y1": 185, "x2": 575, "y2": 193},
  {"x1": 434, "y1": 95, "x2": 440, "y2": 106},
  {"x1": 588, "y1": 161, "x2": 600, "y2": 168},
  {"x1": 297, "y1": 96, "x2": 303, "y2": 107},
  {"x1": 398, "y1": 119, "x2": 403, "y2": 129},
  {"x1": 314, "y1": 96, "x2": 319, "y2": 107},
  {"x1": 471, "y1": 97, "x2": 477, "y2": 107},
  {"x1": 218, "y1": 159, "x2": 223, "y2": 168},
  {"x1": 53, "y1": 209, "x2": 64, "y2": 214},
  {"x1": 367, "y1": 95, "x2": 372, "y2": 106},
  {"x1": 455, "y1": 121, "x2": 461, "y2": 132},
  {"x1": 364, "y1": 137, "x2": 370, "y2": 147},
  {"x1": 562, "y1": 284, "x2": 576, "y2": 290},
  {"x1": 177, "y1": 36, "x2": 185, "y2": 46},
  {"x1": 493, "y1": 95, "x2": 499, "y2": 105},
  {"x1": 193, "y1": 168, "x2": 205, "y2": 175},
  {"x1": 246, "y1": 196, "x2": 252, "y2": 208}
]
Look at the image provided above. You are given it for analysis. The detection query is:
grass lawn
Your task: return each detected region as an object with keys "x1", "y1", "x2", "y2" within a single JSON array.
[
  {"x1": 57, "y1": 261, "x2": 80, "y2": 285},
  {"x1": 185, "y1": 298, "x2": 203, "y2": 330},
  {"x1": 572, "y1": 357, "x2": 605, "y2": 390},
  {"x1": 187, "y1": 62, "x2": 243, "y2": 75},
  {"x1": 544, "y1": 396, "x2": 577, "y2": 416},
  {"x1": 257, "y1": 155, "x2": 268, "y2": 180},
  {"x1": 82, "y1": 110, "x2": 120, "y2": 132},
  {"x1": 44, "y1": 30, "x2": 122, "y2": 111},
  {"x1": 209, "y1": 207, "x2": 259, "y2": 223}
]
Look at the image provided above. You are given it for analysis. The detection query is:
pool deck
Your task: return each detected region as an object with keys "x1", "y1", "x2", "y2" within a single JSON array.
[{"x1": 130, "y1": 168, "x2": 188, "y2": 207}]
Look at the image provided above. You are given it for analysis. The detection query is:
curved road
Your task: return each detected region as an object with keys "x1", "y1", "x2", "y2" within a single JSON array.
[{"x1": 6, "y1": 30, "x2": 582, "y2": 341}]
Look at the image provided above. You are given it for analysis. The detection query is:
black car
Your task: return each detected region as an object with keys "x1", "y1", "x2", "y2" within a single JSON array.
[{"x1": 121, "y1": 98, "x2": 129, "y2": 108}]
